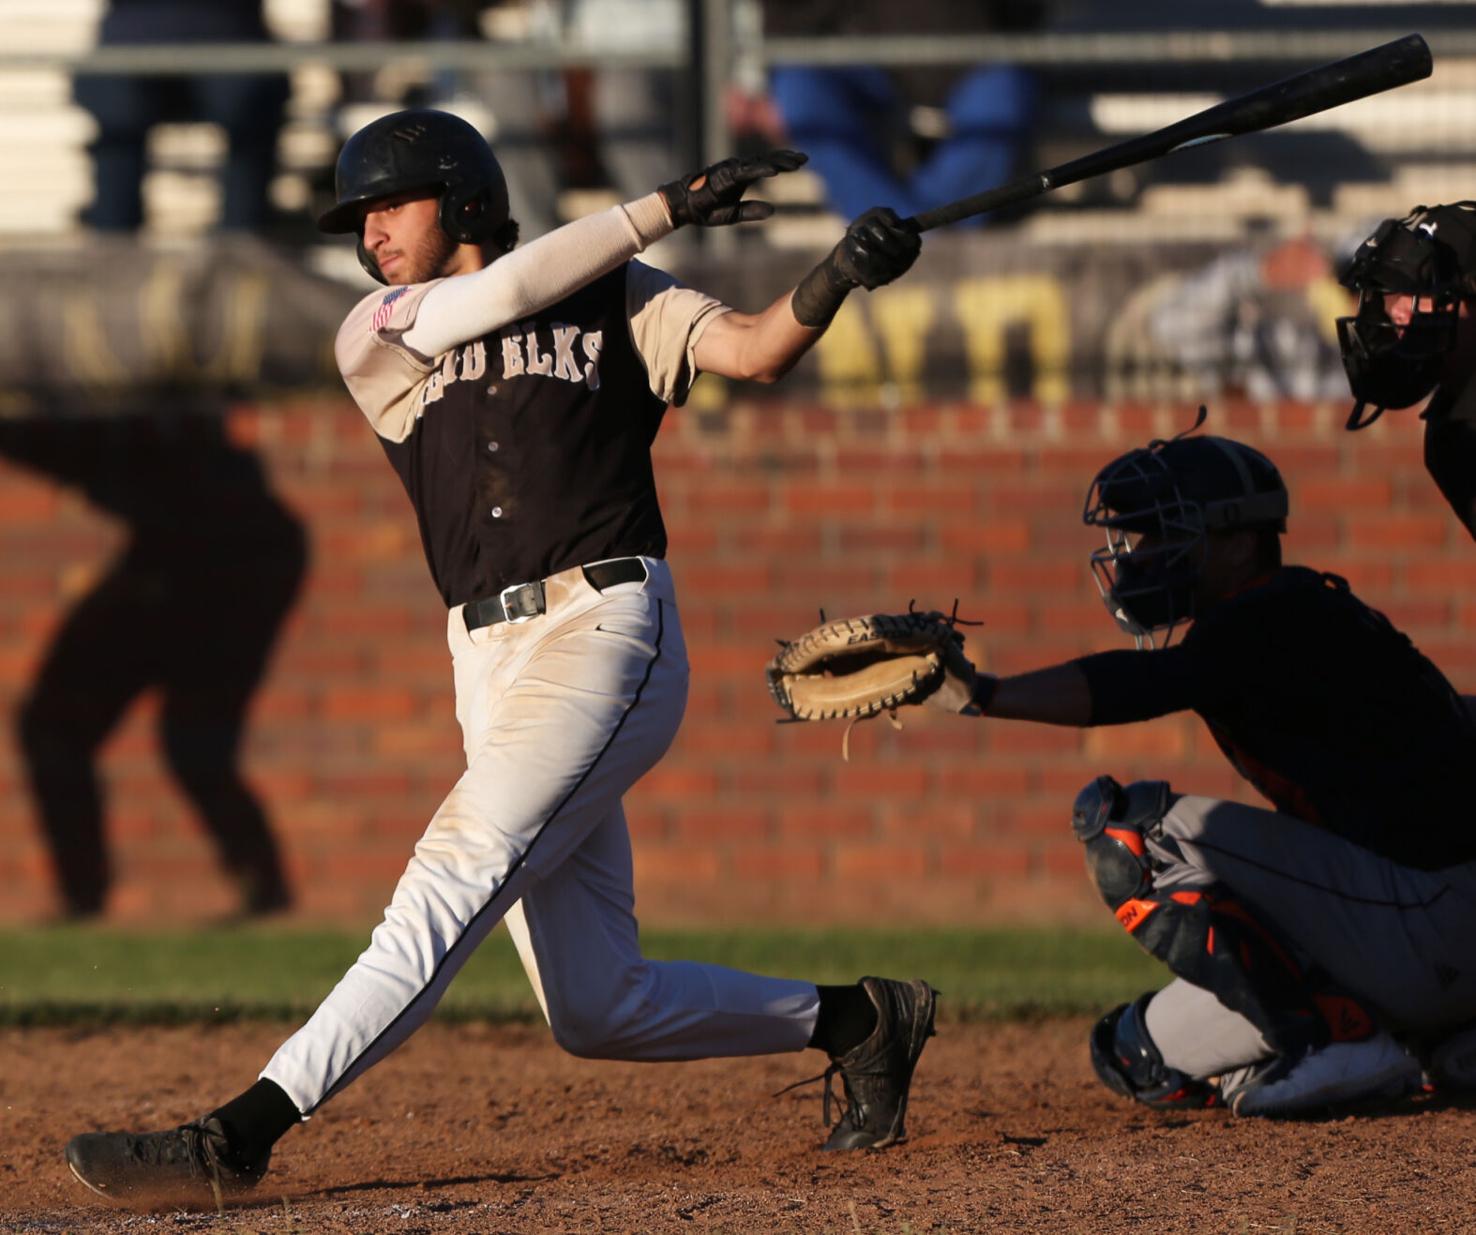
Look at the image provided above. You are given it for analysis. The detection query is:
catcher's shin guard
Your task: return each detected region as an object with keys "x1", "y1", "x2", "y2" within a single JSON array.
[
  {"x1": 1090, "y1": 993, "x2": 1219, "y2": 1109},
  {"x1": 1071, "y1": 776, "x2": 1370, "y2": 1054}
]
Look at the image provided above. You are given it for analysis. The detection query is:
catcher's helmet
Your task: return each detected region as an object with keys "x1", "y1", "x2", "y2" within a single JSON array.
[
  {"x1": 318, "y1": 108, "x2": 511, "y2": 284},
  {"x1": 1084, "y1": 414, "x2": 1289, "y2": 648},
  {"x1": 1337, "y1": 201, "x2": 1476, "y2": 429}
]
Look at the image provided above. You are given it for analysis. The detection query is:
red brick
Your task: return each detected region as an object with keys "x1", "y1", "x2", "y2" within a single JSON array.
[
  {"x1": 833, "y1": 765, "x2": 931, "y2": 797},
  {"x1": 938, "y1": 448, "x2": 1029, "y2": 475},
  {"x1": 671, "y1": 808, "x2": 771, "y2": 844},
  {"x1": 1084, "y1": 720, "x2": 1189, "y2": 761},
  {"x1": 883, "y1": 483, "x2": 978, "y2": 515},
  {"x1": 777, "y1": 806, "x2": 874, "y2": 840},
  {"x1": 1274, "y1": 401, "x2": 1337, "y2": 434},
  {"x1": 886, "y1": 562, "x2": 978, "y2": 598},
  {"x1": 321, "y1": 688, "x2": 417, "y2": 721},
  {"x1": 838, "y1": 447, "x2": 928, "y2": 473},
  {"x1": 903, "y1": 406, "x2": 944, "y2": 434},
  {"x1": 878, "y1": 805, "x2": 976, "y2": 842},
  {"x1": 1332, "y1": 561, "x2": 1394, "y2": 596},
  {"x1": 937, "y1": 764, "x2": 1032, "y2": 796},
  {"x1": 729, "y1": 526, "x2": 823, "y2": 556},
  {"x1": 1297, "y1": 477, "x2": 1393, "y2": 511},
  {"x1": 633, "y1": 847, "x2": 721, "y2": 884},
  {"x1": 732, "y1": 846, "x2": 826, "y2": 881},
  {"x1": 687, "y1": 483, "x2": 772, "y2": 515},
  {"x1": 1344, "y1": 515, "x2": 1449, "y2": 551},
  {"x1": 782, "y1": 484, "x2": 878, "y2": 516},
  {"x1": 937, "y1": 846, "x2": 1032, "y2": 878},
  {"x1": 1377, "y1": 598, "x2": 1452, "y2": 631},
  {"x1": 680, "y1": 563, "x2": 774, "y2": 595},
  {"x1": 839, "y1": 526, "x2": 929, "y2": 555},
  {"x1": 986, "y1": 725, "x2": 1086, "y2": 757},
  {"x1": 938, "y1": 522, "x2": 1030, "y2": 553},
  {"x1": 1403, "y1": 559, "x2": 1476, "y2": 591},
  {"x1": 772, "y1": 563, "x2": 883, "y2": 593},
  {"x1": 686, "y1": 642, "x2": 768, "y2": 677},
  {"x1": 0, "y1": 487, "x2": 59, "y2": 520},
  {"x1": 1041, "y1": 843, "x2": 1093, "y2": 880},
  {"x1": 680, "y1": 724, "x2": 776, "y2": 757},
  {"x1": 834, "y1": 845, "x2": 928, "y2": 880},
  {"x1": 665, "y1": 526, "x2": 719, "y2": 556},
  {"x1": 640, "y1": 766, "x2": 721, "y2": 798}
]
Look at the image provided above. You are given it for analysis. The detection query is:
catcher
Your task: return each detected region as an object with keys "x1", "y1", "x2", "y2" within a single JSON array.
[{"x1": 771, "y1": 419, "x2": 1476, "y2": 1115}]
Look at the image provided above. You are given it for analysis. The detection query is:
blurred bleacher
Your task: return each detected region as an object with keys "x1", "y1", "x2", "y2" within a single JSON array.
[{"x1": 7, "y1": 0, "x2": 1476, "y2": 256}]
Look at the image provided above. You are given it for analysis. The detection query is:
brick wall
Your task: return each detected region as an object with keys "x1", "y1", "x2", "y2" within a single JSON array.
[{"x1": 1, "y1": 393, "x2": 1470, "y2": 925}]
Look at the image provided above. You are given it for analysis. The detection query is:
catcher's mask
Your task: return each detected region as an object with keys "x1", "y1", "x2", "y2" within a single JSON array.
[
  {"x1": 317, "y1": 108, "x2": 513, "y2": 284},
  {"x1": 1083, "y1": 413, "x2": 1289, "y2": 648},
  {"x1": 1337, "y1": 202, "x2": 1476, "y2": 430}
]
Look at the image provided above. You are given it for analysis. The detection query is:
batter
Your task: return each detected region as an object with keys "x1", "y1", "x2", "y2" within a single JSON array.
[{"x1": 64, "y1": 109, "x2": 933, "y2": 1203}]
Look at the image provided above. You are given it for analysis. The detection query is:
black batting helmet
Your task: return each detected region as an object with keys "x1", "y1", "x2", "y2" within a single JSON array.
[
  {"x1": 1337, "y1": 201, "x2": 1476, "y2": 429},
  {"x1": 318, "y1": 108, "x2": 512, "y2": 284},
  {"x1": 1084, "y1": 412, "x2": 1289, "y2": 647}
]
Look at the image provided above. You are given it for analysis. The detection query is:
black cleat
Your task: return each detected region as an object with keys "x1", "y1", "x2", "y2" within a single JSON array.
[
  {"x1": 65, "y1": 1116, "x2": 268, "y2": 1207},
  {"x1": 820, "y1": 976, "x2": 937, "y2": 1150}
]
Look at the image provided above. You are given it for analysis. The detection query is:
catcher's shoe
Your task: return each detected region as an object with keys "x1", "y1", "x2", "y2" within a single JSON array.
[
  {"x1": 65, "y1": 1116, "x2": 268, "y2": 1206},
  {"x1": 1222, "y1": 1031, "x2": 1421, "y2": 1117},
  {"x1": 820, "y1": 976, "x2": 938, "y2": 1150}
]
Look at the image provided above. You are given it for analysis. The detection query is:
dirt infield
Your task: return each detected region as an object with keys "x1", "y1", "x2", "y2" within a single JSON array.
[{"x1": 4, "y1": 1020, "x2": 1475, "y2": 1234}]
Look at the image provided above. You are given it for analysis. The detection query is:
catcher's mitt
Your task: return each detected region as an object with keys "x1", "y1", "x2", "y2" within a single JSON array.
[{"x1": 766, "y1": 610, "x2": 978, "y2": 754}]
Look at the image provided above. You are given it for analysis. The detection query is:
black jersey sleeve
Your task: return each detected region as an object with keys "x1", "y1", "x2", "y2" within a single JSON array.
[
  {"x1": 1074, "y1": 646, "x2": 1196, "y2": 725},
  {"x1": 1423, "y1": 377, "x2": 1476, "y2": 542}
]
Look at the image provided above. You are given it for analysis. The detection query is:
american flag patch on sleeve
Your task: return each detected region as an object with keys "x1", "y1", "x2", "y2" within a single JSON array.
[{"x1": 371, "y1": 286, "x2": 409, "y2": 333}]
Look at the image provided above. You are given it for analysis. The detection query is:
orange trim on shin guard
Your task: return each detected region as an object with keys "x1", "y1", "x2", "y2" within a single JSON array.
[{"x1": 1114, "y1": 898, "x2": 1161, "y2": 932}]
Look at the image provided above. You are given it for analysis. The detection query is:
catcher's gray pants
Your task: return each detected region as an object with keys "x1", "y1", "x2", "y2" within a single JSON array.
[
  {"x1": 1137, "y1": 794, "x2": 1476, "y2": 1079},
  {"x1": 262, "y1": 558, "x2": 818, "y2": 1116}
]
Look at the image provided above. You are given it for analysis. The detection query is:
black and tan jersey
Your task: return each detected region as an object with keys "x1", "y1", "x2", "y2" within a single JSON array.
[{"x1": 334, "y1": 261, "x2": 727, "y2": 607}]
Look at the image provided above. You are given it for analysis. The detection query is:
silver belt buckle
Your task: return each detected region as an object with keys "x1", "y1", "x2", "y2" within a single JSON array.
[{"x1": 499, "y1": 581, "x2": 541, "y2": 624}]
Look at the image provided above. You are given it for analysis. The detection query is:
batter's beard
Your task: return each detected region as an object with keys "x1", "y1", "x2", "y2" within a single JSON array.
[{"x1": 384, "y1": 227, "x2": 459, "y2": 284}]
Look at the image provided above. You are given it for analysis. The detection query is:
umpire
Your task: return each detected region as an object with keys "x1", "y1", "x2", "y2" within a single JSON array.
[{"x1": 1338, "y1": 200, "x2": 1476, "y2": 539}]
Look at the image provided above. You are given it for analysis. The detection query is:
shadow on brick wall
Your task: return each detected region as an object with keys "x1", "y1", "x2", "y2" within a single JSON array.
[{"x1": 0, "y1": 404, "x2": 306, "y2": 918}]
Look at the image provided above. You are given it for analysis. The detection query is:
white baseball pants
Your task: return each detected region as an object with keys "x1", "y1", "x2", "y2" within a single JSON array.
[{"x1": 262, "y1": 558, "x2": 818, "y2": 1115}]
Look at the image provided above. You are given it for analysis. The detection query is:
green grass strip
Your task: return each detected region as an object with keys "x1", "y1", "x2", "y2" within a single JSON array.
[{"x1": 0, "y1": 924, "x2": 1161, "y2": 1027}]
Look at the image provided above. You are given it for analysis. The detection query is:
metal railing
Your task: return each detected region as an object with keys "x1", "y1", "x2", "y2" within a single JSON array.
[{"x1": 4, "y1": 14, "x2": 1472, "y2": 173}]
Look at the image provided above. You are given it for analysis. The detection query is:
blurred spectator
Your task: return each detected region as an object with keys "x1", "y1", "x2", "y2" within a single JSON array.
[
  {"x1": 1145, "y1": 236, "x2": 1351, "y2": 402},
  {"x1": 563, "y1": 0, "x2": 684, "y2": 203},
  {"x1": 761, "y1": 0, "x2": 1039, "y2": 224},
  {"x1": 74, "y1": 0, "x2": 289, "y2": 232},
  {"x1": 331, "y1": 0, "x2": 437, "y2": 104},
  {"x1": 466, "y1": 0, "x2": 565, "y2": 236}
]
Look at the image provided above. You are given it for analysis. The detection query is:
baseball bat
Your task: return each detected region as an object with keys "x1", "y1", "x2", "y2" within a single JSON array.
[{"x1": 910, "y1": 33, "x2": 1432, "y2": 232}]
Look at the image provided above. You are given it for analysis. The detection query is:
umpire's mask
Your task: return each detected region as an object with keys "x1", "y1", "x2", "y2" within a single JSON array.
[{"x1": 1337, "y1": 203, "x2": 1476, "y2": 430}]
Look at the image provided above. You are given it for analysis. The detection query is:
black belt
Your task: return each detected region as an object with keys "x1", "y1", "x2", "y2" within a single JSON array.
[{"x1": 463, "y1": 557, "x2": 649, "y2": 633}]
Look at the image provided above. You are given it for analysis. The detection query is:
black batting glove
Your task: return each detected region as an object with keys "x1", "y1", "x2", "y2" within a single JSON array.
[
  {"x1": 659, "y1": 149, "x2": 808, "y2": 227},
  {"x1": 792, "y1": 207, "x2": 922, "y2": 328},
  {"x1": 832, "y1": 207, "x2": 923, "y2": 289}
]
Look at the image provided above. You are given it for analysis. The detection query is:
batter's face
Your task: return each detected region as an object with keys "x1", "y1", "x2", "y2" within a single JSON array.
[{"x1": 361, "y1": 192, "x2": 482, "y2": 284}]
